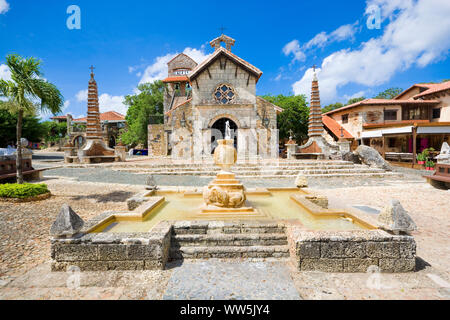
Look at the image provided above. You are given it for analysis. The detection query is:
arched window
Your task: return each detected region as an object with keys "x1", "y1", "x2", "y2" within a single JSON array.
[{"x1": 213, "y1": 84, "x2": 236, "y2": 104}]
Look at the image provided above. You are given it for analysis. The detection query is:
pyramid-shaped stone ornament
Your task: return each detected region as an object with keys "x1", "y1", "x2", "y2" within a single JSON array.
[
  {"x1": 378, "y1": 199, "x2": 417, "y2": 234},
  {"x1": 50, "y1": 204, "x2": 84, "y2": 238}
]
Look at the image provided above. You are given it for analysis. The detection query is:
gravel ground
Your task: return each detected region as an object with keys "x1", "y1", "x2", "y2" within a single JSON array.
[
  {"x1": 0, "y1": 169, "x2": 448, "y2": 300},
  {"x1": 0, "y1": 178, "x2": 143, "y2": 278}
]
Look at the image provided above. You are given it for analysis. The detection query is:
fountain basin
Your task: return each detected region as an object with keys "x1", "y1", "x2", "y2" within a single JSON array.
[{"x1": 50, "y1": 186, "x2": 417, "y2": 273}]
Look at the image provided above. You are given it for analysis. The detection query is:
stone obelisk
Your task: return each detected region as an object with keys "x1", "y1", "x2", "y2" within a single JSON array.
[
  {"x1": 86, "y1": 66, "x2": 103, "y2": 140},
  {"x1": 308, "y1": 68, "x2": 324, "y2": 137}
]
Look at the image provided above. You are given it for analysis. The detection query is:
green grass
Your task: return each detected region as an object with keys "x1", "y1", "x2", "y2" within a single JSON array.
[{"x1": 0, "y1": 183, "x2": 49, "y2": 199}]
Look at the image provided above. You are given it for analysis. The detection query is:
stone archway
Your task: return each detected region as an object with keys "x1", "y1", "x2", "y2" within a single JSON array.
[
  {"x1": 210, "y1": 118, "x2": 238, "y2": 154},
  {"x1": 73, "y1": 135, "x2": 86, "y2": 149}
]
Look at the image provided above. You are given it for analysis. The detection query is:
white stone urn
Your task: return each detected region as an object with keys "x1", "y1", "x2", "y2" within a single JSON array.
[{"x1": 214, "y1": 139, "x2": 237, "y2": 171}]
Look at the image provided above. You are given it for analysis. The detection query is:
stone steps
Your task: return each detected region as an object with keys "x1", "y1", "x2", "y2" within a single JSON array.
[
  {"x1": 169, "y1": 245, "x2": 291, "y2": 260},
  {"x1": 172, "y1": 233, "x2": 289, "y2": 247},
  {"x1": 169, "y1": 221, "x2": 290, "y2": 261}
]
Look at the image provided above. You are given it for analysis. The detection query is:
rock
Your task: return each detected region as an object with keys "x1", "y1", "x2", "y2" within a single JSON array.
[
  {"x1": 378, "y1": 199, "x2": 417, "y2": 234},
  {"x1": 354, "y1": 145, "x2": 392, "y2": 171},
  {"x1": 50, "y1": 204, "x2": 84, "y2": 238},
  {"x1": 295, "y1": 174, "x2": 308, "y2": 188},
  {"x1": 436, "y1": 142, "x2": 450, "y2": 164},
  {"x1": 342, "y1": 151, "x2": 361, "y2": 164}
]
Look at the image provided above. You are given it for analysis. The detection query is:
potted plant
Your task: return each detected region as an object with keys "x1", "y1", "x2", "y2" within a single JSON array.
[
  {"x1": 425, "y1": 159, "x2": 435, "y2": 171},
  {"x1": 417, "y1": 153, "x2": 426, "y2": 165}
]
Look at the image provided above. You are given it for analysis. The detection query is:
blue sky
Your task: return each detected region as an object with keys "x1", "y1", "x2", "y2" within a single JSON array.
[{"x1": 1, "y1": 0, "x2": 450, "y2": 120}]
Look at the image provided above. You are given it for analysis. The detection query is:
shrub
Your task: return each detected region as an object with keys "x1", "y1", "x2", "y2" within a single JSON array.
[{"x1": 0, "y1": 183, "x2": 49, "y2": 199}]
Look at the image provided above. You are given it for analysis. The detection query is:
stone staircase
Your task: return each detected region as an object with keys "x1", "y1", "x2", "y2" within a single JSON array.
[
  {"x1": 169, "y1": 221, "x2": 290, "y2": 261},
  {"x1": 111, "y1": 160, "x2": 401, "y2": 179}
]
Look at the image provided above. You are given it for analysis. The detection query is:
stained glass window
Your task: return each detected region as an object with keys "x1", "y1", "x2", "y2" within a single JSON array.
[{"x1": 214, "y1": 84, "x2": 236, "y2": 104}]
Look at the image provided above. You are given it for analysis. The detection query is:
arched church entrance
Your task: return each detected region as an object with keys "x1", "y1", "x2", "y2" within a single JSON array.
[{"x1": 211, "y1": 118, "x2": 238, "y2": 154}]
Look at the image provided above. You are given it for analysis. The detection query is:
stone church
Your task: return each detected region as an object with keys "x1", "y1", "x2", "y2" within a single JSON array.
[{"x1": 148, "y1": 34, "x2": 282, "y2": 160}]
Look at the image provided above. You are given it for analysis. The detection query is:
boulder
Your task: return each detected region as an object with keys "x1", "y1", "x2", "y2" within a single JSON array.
[
  {"x1": 436, "y1": 142, "x2": 450, "y2": 164},
  {"x1": 295, "y1": 174, "x2": 308, "y2": 188},
  {"x1": 354, "y1": 145, "x2": 392, "y2": 171},
  {"x1": 50, "y1": 204, "x2": 84, "y2": 238},
  {"x1": 378, "y1": 199, "x2": 417, "y2": 234},
  {"x1": 342, "y1": 151, "x2": 361, "y2": 164}
]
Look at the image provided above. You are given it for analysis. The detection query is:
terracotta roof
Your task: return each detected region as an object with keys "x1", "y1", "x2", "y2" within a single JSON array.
[
  {"x1": 322, "y1": 115, "x2": 353, "y2": 139},
  {"x1": 413, "y1": 81, "x2": 450, "y2": 99},
  {"x1": 323, "y1": 98, "x2": 440, "y2": 116},
  {"x1": 189, "y1": 47, "x2": 263, "y2": 83},
  {"x1": 73, "y1": 111, "x2": 125, "y2": 123},
  {"x1": 162, "y1": 76, "x2": 190, "y2": 83}
]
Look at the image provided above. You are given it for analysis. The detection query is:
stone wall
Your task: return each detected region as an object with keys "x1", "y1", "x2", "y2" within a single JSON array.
[
  {"x1": 192, "y1": 58, "x2": 256, "y2": 106},
  {"x1": 51, "y1": 220, "x2": 172, "y2": 271},
  {"x1": 148, "y1": 124, "x2": 166, "y2": 156},
  {"x1": 287, "y1": 227, "x2": 416, "y2": 273}
]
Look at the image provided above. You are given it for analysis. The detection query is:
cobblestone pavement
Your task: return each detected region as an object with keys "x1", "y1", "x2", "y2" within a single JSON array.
[
  {"x1": 0, "y1": 169, "x2": 448, "y2": 300},
  {"x1": 163, "y1": 260, "x2": 301, "y2": 300},
  {"x1": 36, "y1": 165, "x2": 426, "y2": 189}
]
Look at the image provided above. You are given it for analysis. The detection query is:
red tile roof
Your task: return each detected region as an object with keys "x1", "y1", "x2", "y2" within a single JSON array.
[
  {"x1": 162, "y1": 76, "x2": 190, "y2": 83},
  {"x1": 323, "y1": 98, "x2": 440, "y2": 115},
  {"x1": 73, "y1": 111, "x2": 125, "y2": 123},
  {"x1": 50, "y1": 115, "x2": 68, "y2": 120},
  {"x1": 189, "y1": 47, "x2": 263, "y2": 83},
  {"x1": 412, "y1": 81, "x2": 450, "y2": 99},
  {"x1": 322, "y1": 115, "x2": 353, "y2": 139}
]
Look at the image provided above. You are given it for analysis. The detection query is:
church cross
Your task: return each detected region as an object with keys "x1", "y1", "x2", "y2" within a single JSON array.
[
  {"x1": 89, "y1": 65, "x2": 95, "y2": 73},
  {"x1": 219, "y1": 26, "x2": 227, "y2": 34},
  {"x1": 312, "y1": 64, "x2": 317, "y2": 72}
]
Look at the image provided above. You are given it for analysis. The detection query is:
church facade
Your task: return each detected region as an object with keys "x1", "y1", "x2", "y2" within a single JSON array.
[{"x1": 148, "y1": 34, "x2": 282, "y2": 160}]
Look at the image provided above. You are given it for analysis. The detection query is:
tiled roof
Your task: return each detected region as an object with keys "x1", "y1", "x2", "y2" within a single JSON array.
[
  {"x1": 413, "y1": 81, "x2": 450, "y2": 99},
  {"x1": 323, "y1": 98, "x2": 440, "y2": 115},
  {"x1": 322, "y1": 115, "x2": 353, "y2": 139},
  {"x1": 189, "y1": 47, "x2": 263, "y2": 83},
  {"x1": 73, "y1": 111, "x2": 125, "y2": 122},
  {"x1": 50, "y1": 115, "x2": 68, "y2": 120},
  {"x1": 162, "y1": 76, "x2": 190, "y2": 83}
]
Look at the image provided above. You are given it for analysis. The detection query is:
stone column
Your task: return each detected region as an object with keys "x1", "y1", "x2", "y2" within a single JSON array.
[
  {"x1": 337, "y1": 140, "x2": 351, "y2": 154},
  {"x1": 286, "y1": 142, "x2": 298, "y2": 160}
]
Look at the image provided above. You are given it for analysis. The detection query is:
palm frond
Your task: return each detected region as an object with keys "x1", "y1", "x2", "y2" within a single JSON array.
[{"x1": 28, "y1": 78, "x2": 64, "y2": 115}]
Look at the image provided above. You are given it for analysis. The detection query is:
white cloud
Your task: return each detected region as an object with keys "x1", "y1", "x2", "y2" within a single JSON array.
[
  {"x1": 76, "y1": 89, "x2": 88, "y2": 102},
  {"x1": 139, "y1": 47, "x2": 211, "y2": 84},
  {"x1": 62, "y1": 100, "x2": 70, "y2": 112},
  {"x1": 284, "y1": 23, "x2": 357, "y2": 62},
  {"x1": 0, "y1": 0, "x2": 9, "y2": 14},
  {"x1": 0, "y1": 64, "x2": 11, "y2": 81},
  {"x1": 282, "y1": 40, "x2": 306, "y2": 62},
  {"x1": 99, "y1": 93, "x2": 127, "y2": 115},
  {"x1": 292, "y1": 0, "x2": 450, "y2": 104}
]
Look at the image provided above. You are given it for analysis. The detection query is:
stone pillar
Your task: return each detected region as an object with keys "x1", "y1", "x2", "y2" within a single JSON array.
[
  {"x1": 337, "y1": 140, "x2": 351, "y2": 154},
  {"x1": 115, "y1": 145, "x2": 127, "y2": 162},
  {"x1": 286, "y1": 142, "x2": 298, "y2": 160}
]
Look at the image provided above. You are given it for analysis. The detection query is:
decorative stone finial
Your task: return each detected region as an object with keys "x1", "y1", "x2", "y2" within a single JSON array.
[
  {"x1": 378, "y1": 200, "x2": 417, "y2": 234},
  {"x1": 50, "y1": 204, "x2": 84, "y2": 238},
  {"x1": 210, "y1": 34, "x2": 236, "y2": 51},
  {"x1": 295, "y1": 174, "x2": 308, "y2": 188}
]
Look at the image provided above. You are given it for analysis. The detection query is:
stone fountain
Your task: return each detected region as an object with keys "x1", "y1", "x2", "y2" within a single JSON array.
[{"x1": 201, "y1": 122, "x2": 258, "y2": 216}]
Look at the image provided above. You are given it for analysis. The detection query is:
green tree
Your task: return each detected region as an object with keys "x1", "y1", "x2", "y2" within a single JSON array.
[
  {"x1": 346, "y1": 97, "x2": 366, "y2": 105},
  {"x1": 0, "y1": 54, "x2": 63, "y2": 183},
  {"x1": 374, "y1": 87, "x2": 403, "y2": 99},
  {"x1": 260, "y1": 94, "x2": 309, "y2": 142},
  {"x1": 0, "y1": 105, "x2": 46, "y2": 147},
  {"x1": 41, "y1": 121, "x2": 68, "y2": 143},
  {"x1": 121, "y1": 81, "x2": 164, "y2": 147},
  {"x1": 322, "y1": 102, "x2": 343, "y2": 114}
]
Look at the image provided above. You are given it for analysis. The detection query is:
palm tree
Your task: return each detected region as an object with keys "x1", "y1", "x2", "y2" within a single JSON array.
[{"x1": 0, "y1": 54, "x2": 63, "y2": 183}]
